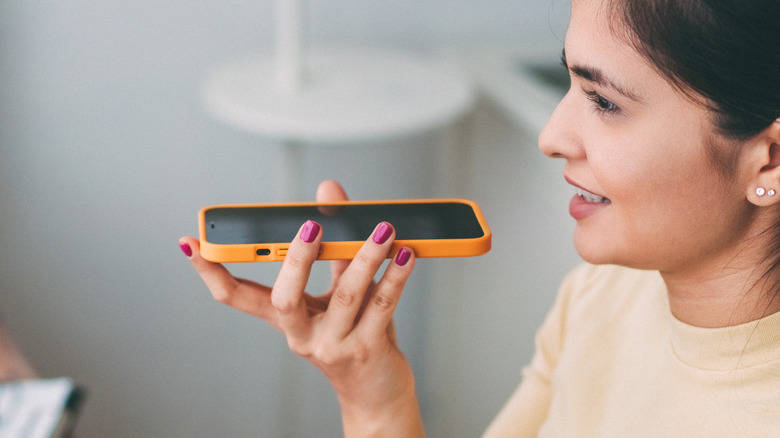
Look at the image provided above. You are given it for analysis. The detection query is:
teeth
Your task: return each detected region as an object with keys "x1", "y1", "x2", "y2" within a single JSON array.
[{"x1": 576, "y1": 188, "x2": 610, "y2": 203}]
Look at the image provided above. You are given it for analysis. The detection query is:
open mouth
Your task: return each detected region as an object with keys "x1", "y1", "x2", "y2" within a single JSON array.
[{"x1": 576, "y1": 187, "x2": 611, "y2": 204}]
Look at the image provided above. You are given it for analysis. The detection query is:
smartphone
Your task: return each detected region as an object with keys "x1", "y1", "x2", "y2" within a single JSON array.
[{"x1": 198, "y1": 199, "x2": 491, "y2": 262}]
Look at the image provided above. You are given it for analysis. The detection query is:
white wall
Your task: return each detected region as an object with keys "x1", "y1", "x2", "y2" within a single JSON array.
[{"x1": 0, "y1": 1, "x2": 576, "y2": 436}]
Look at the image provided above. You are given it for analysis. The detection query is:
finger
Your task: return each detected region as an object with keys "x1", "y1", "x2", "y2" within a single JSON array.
[
  {"x1": 270, "y1": 220, "x2": 321, "y2": 339},
  {"x1": 316, "y1": 179, "x2": 349, "y2": 202},
  {"x1": 179, "y1": 236, "x2": 276, "y2": 321},
  {"x1": 315, "y1": 180, "x2": 351, "y2": 282},
  {"x1": 358, "y1": 247, "x2": 415, "y2": 340},
  {"x1": 322, "y1": 222, "x2": 395, "y2": 339}
]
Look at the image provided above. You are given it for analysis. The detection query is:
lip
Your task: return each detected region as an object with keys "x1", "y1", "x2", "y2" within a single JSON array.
[{"x1": 564, "y1": 175, "x2": 611, "y2": 220}]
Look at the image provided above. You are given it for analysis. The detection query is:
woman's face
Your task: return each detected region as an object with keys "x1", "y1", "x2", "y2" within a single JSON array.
[{"x1": 539, "y1": 0, "x2": 757, "y2": 273}]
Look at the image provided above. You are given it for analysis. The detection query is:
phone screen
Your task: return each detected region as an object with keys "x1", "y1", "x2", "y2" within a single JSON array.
[{"x1": 204, "y1": 202, "x2": 486, "y2": 245}]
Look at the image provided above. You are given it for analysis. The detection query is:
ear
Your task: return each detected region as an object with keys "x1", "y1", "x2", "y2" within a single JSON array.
[{"x1": 746, "y1": 119, "x2": 780, "y2": 207}]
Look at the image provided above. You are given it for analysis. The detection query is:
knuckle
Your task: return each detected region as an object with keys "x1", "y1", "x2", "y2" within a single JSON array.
[
  {"x1": 354, "y1": 250, "x2": 381, "y2": 270},
  {"x1": 371, "y1": 292, "x2": 395, "y2": 308},
  {"x1": 351, "y1": 343, "x2": 370, "y2": 364},
  {"x1": 383, "y1": 268, "x2": 408, "y2": 290},
  {"x1": 284, "y1": 250, "x2": 313, "y2": 271},
  {"x1": 271, "y1": 294, "x2": 299, "y2": 314},
  {"x1": 312, "y1": 342, "x2": 341, "y2": 366},
  {"x1": 210, "y1": 281, "x2": 239, "y2": 306},
  {"x1": 211, "y1": 289, "x2": 232, "y2": 305},
  {"x1": 346, "y1": 339, "x2": 371, "y2": 365},
  {"x1": 332, "y1": 289, "x2": 356, "y2": 308},
  {"x1": 286, "y1": 337, "x2": 311, "y2": 357},
  {"x1": 310, "y1": 339, "x2": 373, "y2": 367}
]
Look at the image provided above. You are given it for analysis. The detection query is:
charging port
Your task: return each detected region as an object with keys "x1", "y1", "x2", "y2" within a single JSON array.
[{"x1": 256, "y1": 248, "x2": 271, "y2": 256}]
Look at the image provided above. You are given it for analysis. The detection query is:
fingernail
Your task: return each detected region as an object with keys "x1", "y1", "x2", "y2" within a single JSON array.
[
  {"x1": 179, "y1": 242, "x2": 192, "y2": 257},
  {"x1": 301, "y1": 220, "x2": 320, "y2": 243},
  {"x1": 373, "y1": 222, "x2": 393, "y2": 244},
  {"x1": 395, "y1": 248, "x2": 411, "y2": 266}
]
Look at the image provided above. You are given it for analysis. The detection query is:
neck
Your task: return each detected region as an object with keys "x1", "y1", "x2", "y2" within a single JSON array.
[
  {"x1": 660, "y1": 206, "x2": 780, "y2": 328},
  {"x1": 662, "y1": 261, "x2": 780, "y2": 328}
]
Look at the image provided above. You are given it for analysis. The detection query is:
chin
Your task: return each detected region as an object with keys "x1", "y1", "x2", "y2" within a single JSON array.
[
  {"x1": 574, "y1": 247, "x2": 612, "y2": 266},
  {"x1": 572, "y1": 229, "x2": 612, "y2": 265},
  {"x1": 574, "y1": 241, "x2": 657, "y2": 271},
  {"x1": 573, "y1": 232, "x2": 631, "y2": 268}
]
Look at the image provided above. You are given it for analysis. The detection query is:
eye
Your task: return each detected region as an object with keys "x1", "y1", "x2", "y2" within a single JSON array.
[{"x1": 584, "y1": 89, "x2": 619, "y2": 114}]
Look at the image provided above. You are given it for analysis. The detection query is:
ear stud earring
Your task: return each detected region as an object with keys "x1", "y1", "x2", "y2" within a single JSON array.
[{"x1": 757, "y1": 187, "x2": 776, "y2": 197}]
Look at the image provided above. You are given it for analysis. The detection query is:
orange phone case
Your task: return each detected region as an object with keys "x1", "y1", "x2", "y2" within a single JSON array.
[{"x1": 198, "y1": 199, "x2": 491, "y2": 263}]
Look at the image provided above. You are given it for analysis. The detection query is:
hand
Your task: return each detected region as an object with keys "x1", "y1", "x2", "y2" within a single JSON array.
[
  {"x1": 0, "y1": 320, "x2": 37, "y2": 381},
  {"x1": 179, "y1": 180, "x2": 424, "y2": 437}
]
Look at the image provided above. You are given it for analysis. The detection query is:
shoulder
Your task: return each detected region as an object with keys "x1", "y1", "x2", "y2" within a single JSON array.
[
  {"x1": 529, "y1": 263, "x2": 667, "y2": 362},
  {"x1": 555, "y1": 263, "x2": 666, "y2": 324}
]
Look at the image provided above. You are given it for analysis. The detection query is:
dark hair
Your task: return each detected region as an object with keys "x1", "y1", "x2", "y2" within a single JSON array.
[
  {"x1": 607, "y1": 0, "x2": 780, "y2": 310},
  {"x1": 608, "y1": 0, "x2": 780, "y2": 141}
]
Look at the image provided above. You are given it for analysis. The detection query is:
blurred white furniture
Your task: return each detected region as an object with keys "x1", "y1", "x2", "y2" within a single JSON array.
[
  {"x1": 202, "y1": 1, "x2": 474, "y2": 199},
  {"x1": 438, "y1": 43, "x2": 567, "y2": 133}
]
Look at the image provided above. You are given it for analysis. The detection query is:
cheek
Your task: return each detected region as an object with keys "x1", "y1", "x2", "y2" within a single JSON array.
[
  {"x1": 592, "y1": 123, "x2": 708, "y2": 203},
  {"x1": 600, "y1": 154, "x2": 736, "y2": 246},
  {"x1": 590, "y1": 139, "x2": 717, "y2": 241},
  {"x1": 590, "y1": 147, "x2": 673, "y2": 201}
]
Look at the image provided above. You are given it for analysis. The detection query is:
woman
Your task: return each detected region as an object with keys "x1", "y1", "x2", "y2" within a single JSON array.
[{"x1": 179, "y1": 0, "x2": 780, "y2": 435}]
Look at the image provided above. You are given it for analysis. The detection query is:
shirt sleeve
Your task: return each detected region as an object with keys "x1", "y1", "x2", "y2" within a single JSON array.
[{"x1": 481, "y1": 264, "x2": 586, "y2": 437}]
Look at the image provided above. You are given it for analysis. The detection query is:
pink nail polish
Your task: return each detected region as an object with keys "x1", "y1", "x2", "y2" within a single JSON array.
[
  {"x1": 373, "y1": 222, "x2": 393, "y2": 244},
  {"x1": 179, "y1": 242, "x2": 192, "y2": 257},
  {"x1": 395, "y1": 248, "x2": 411, "y2": 266},
  {"x1": 301, "y1": 220, "x2": 320, "y2": 243}
]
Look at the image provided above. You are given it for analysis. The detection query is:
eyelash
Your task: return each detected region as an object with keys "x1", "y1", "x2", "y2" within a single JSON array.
[
  {"x1": 583, "y1": 89, "x2": 620, "y2": 114},
  {"x1": 559, "y1": 52, "x2": 622, "y2": 116}
]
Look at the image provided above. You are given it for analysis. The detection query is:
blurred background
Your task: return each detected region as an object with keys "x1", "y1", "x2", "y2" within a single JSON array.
[{"x1": 0, "y1": 1, "x2": 581, "y2": 436}]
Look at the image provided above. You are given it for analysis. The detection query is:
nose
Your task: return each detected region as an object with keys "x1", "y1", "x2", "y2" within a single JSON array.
[{"x1": 538, "y1": 92, "x2": 582, "y2": 160}]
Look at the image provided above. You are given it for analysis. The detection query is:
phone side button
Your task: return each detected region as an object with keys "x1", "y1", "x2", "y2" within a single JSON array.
[{"x1": 275, "y1": 248, "x2": 322, "y2": 257}]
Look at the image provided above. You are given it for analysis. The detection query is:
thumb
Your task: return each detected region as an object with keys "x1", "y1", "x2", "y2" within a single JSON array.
[
  {"x1": 315, "y1": 180, "x2": 351, "y2": 280},
  {"x1": 316, "y1": 180, "x2": 349, "y2": 203}
]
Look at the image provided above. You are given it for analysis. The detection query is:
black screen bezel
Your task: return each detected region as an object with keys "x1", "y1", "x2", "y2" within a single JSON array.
[{"x1": 204, "y1": 202, "x2": 486, "y2": 245}]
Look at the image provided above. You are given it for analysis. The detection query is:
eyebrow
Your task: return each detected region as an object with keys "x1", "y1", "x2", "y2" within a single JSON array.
[{"x1": 560, "y1": 48, "x2": 643, "y2": 103}]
